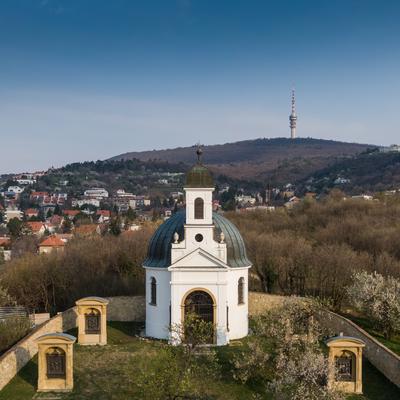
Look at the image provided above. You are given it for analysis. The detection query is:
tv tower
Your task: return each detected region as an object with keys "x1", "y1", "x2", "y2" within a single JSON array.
[{"x1": 289, "y1": 88, "x2": 297, "y2": 139}]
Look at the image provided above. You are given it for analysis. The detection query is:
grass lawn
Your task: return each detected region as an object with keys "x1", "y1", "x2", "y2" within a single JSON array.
[
  {"x1": 342, "y1": 313, "x2": 400, "y2": 356},
  {"x1": 0, "y1": 322, "x2": 399, "y2": 400}
]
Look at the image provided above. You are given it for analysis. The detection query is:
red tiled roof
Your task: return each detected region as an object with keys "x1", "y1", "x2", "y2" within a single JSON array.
[
  {"x1": 49, "y1": 215, "x2": 63, "y2": 225},
  {"x1": 0, "y1": 238, "x2": 10, "y2": 247},
  {"x1": 96, "y1": 210, "x2": 111, "y2": 217},
  {"x1": 74, "y1": 224, "x2": 99, "y2": 235},
  {"x1": 63, "y1": 210, "x2": 80, "y2": 216},
  {"x1": 40, "y1": 235, "x2": 65, "y2": 247},
  {"x1": 25, "y1": 208, "x2": 39, "y2": 215},
  {"x1": 31, "y1": 192, "x2": 48, "y2": 197},
  {"x1": 26, "y1": 221, "x2": 45, "y2": 232}
]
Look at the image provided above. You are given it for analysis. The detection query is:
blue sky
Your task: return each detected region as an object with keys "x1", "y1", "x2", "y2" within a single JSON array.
[{"x1": 1, "y1": 0, "x2": 400, "y2": 173}]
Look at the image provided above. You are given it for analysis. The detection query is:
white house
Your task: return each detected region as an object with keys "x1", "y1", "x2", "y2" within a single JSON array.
[
  {"x1": 84, "y1": 188, "x2": 109, "y2": 199},
  {"x1": 7, "y1": 186, "x2": 24, "y2": 194},
  {"x1": 143, "y1": 152, "x2": 252, "y2": 345}
]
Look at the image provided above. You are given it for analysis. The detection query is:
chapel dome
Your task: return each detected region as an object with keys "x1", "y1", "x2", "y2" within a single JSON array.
[{"x1": 144, "y1": 211, "x2": 251, "y2": 269}]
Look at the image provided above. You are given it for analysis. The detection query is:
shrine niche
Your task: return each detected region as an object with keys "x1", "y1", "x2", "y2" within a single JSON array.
[
  {"x1": 76, "y1": 297, "x2": 109, "y2": 345},
  {"x1": 326, "y1": 333, "x2": 365, "y2": 394},
  {"x1": 36, "y1": 333, "x2": 76, "y2": 392}
]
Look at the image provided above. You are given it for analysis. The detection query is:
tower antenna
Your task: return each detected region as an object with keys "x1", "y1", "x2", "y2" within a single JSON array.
[{"x1": 289, "y1": 87, "x2": 297, "y2": 139}]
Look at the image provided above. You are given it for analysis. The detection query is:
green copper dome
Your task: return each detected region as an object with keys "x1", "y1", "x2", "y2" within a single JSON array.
[
  {"x1": 185, "y1": 164, "x2": 214, "y2": 188},
  {"x1": 144, "y1": 211, "x2": 251, "y2": 269}
]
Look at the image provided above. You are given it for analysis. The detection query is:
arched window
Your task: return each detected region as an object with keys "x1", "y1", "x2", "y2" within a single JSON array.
[
  {"x1": 46, "y1": 347, "x2": 66, "y2": 379},
  {"x1": 150, "y1": 277, "x2": 157, "y2": 305},
  {"x1": 238, "y1": 277, "x2": 245, "y2": 305},
  {"x1": 85, "y1": 308, "x2": 101, "y2": 334},
  {"x1": 335, "y1": 351, "x2": 355, "y2": 382},
  {"x1": 194, "y1": 197, "x2": 204, "y2": 219}
]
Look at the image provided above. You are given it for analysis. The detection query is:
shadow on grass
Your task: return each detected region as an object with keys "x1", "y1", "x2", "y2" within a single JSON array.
[
  {"x1": 348, "y1": 358, "x2": 400, "y2": 400},
  {"x1": 361, "y1": 359, "x2": 400, "y2": 400},
  {"x1": 108, "y1": 321, "x2": 144, "y2": 337}
]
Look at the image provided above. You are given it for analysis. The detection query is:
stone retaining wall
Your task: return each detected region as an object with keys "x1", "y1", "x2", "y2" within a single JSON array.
[
  {"x1": 0, "y1": 295, "x2": 145, "y2": 391},
  {"x1": 106, "y1": 295, "x2": 145, "y2": 321},
  {"x1": 2, "y1": 292, "x2": 399, "y2": 391},
  {"x1": 319, "y1": 310, "x2": 400, "y2": 388},
  {"x1": 0, "y1": 307, "x2": 78, "y2": 391}
]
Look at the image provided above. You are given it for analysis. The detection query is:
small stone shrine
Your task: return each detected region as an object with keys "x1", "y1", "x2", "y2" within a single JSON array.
[
  {"x1": 326, "y1": 333, "x2": 365, "y2": 394},
  {"x1": 36, "y1": 333, "x2": 76, "y2": 392},
  {"x1": 76, "y1": 296, "x2": 109, "y2": 345}
]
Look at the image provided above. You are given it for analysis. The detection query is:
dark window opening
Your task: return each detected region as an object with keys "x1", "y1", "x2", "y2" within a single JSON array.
[
  {"x1": 195, "y1": 233, "x2": 203, "y2": 242},
  {"x1": 335, "y1": 352, "x2": 355, "y2": 382},
  {"x1": 238, "y1": 277, "x2": 245, "y2": 305},
  {"x1": 85, "y1": 308, "x2": 101, "y2": 334},
  {"x1": 194, "y1": 198, "x2": 204, "y2": 219},
  {"x1": 46, "y1": 348, "x2": 66, "y2": 379},
  {"x1": 150, "y1": 277, "x2": 157, "y2": 305}
]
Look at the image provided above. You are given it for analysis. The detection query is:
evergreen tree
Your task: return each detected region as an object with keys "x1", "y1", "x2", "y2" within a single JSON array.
[
  {"x1": 7, "y1": 218, "x2": 23, "y2": 239},
  {"x1": 109, "y1": 217, "x2": 121, "y2": 236}
]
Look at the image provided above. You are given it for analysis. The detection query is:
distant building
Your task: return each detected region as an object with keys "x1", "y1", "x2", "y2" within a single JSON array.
[
  {"x1": 16, "y1": 178, "x2": 36, "y2": 185},
  {"x1": 379, "y1": 144, "x2": 400, "y2": 153},
  {"x1": 72, "y1": 198, "x2": 100, "y2": 208},
  {"x1": 4, "y1": 208, "x2": 23, "y2": 222},
  {"x1": 84, "y1": 188, "x2": 109, "y2": 199},
  {"x1": 39, "y1": 235, "x2": 66, "y2": 254},
  {"x1": 334, "y1": 177, "x2": 350, "y2": 185},
  {"x1": 351, "y1": 195, "x2": 373, "y2": 201},
  {"x1": 7, "y1": 186, "x2": 23, "y2": 194},
  {"x1": 63, "y1": 210, "x2": 80, "y2": 219},
  {"x1": 26, "y1": 221, "x2": 47, "y2": 236},
  {"x1": 25, "y1": 208, "x2": 39, "y2": 219}
]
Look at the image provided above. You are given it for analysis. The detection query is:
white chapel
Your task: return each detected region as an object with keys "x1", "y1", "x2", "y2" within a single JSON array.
[{"x1": 143, "y1": 149, "x2": 252, "y2": 345}]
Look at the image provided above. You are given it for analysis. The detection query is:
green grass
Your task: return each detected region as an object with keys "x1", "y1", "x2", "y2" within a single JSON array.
[
  {"x1": 342, "y1": 314, "x2": 400, "y2": 356},
  {"x1": 0, "y1": 322, "x2": 399, "y2": 400}
]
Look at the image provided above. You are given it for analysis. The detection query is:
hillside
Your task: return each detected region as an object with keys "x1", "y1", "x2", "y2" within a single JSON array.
[
  {"x1": 299, "y1": 150, "x2": 400, "y2": 194},
  {"x1": 109, "y1": 137, "x2": 372, "y2": 181}
]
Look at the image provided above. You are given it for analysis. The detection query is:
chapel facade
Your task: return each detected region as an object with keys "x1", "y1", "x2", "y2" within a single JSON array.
[{"x1": 143, "y1": 150, "x2": 252, "y2": 345}]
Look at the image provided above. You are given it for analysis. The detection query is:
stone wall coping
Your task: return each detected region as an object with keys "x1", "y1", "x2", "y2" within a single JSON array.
[
  {"x1": 0, "y1": 306, "x2": 77, "y2": 364},
  {"x1": 36, "y1": 333, "x2": 76, "y2": 344},
  {"x1": 323, "y1": 310, "x2": 400, "y2": 361},
  {"x1": 75, "y1": 296, "x2": 109, "y2": 306}
]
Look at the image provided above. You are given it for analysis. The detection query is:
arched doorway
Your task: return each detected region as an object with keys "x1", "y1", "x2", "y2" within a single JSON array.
[
  {"x1": 183, "y1": 290, "x2": 215, "y2": 342},
  {"x1": 184, "y1": 290, "x2": 214, "y2": 323}
]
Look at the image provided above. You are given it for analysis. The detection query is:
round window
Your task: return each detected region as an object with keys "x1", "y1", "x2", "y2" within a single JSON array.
[{"x1": 195, "y1": 234, "x2": 203, "y2": 243}]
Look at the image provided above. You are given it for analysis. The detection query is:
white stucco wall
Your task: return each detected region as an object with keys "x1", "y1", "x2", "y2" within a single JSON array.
[
  {"x1": 184, "y1": 187, "x2": 213, "y2": 225},
  {"x1": 170, "y1": 267, "x2": 229, "y2": 345},
  {"x1": 145, "y1": 268, "x2": 171, "y2": 339},
  {"x1": 226, "y1": 268, "x2": 249, "y2": 340}
]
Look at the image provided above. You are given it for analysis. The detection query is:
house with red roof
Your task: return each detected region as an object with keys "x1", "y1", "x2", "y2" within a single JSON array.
[
  {"x1": 96, "y1": 210, "x2": 111, "y2": 223},
  {"x1": 26, "y1": 221, "x2": 47, "y2": 236},
  {"x1": 63, "y1": 210, "x2": 80, "y2": 220},
  {"x1": 25, "y1": 208, "x2": 39, "y2": 219},
  {"x1": 39, "y1": 235, "x2": 66, "y2": 254},
  {"x1": 74, "y1": 224, "x2": 103, "y2": 236}
]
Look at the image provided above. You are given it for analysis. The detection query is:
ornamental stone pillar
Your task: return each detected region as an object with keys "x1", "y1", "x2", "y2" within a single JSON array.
[
  {"x1": 76, "y1": 297, "x2": 109, "y2": 345},
  {"x1": 36, "y1": 333, "x2": 76, "y2": 392},
  {"x1": 326, "y1": 333, "x2": 365, "y2": 394}
]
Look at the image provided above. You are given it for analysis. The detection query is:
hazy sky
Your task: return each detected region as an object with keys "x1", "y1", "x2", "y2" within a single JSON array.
[{"x1": 1, "y1": 0, "x2": 400, "y2": 173}]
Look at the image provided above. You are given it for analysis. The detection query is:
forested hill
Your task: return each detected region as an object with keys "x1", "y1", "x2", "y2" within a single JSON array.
[
  {"x1": 300, "y1": 150, "x2": 400, "y2": 194},
  {"x1": 109, "y1": 137, "x2": 372, "y2": 180}
]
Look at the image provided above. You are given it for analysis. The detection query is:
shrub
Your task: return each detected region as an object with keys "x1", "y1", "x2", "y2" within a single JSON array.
[
  {"x1": 0, "y1": 316, "x2": 31, "y2": 354},
  {"x1": 347, "y1": 271, "x2": 400, "y2": 339}
]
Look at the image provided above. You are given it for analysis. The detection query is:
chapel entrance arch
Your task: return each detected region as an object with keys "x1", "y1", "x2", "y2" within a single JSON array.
[{"x1": 183, "y1": 289, "x2": 215, "y2": 342}]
